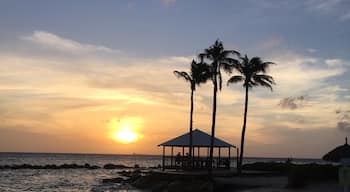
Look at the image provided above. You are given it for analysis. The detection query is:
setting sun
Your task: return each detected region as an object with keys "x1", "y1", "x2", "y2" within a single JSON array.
[
  {"x1": 114, "y1": 126, "x2": 139, "y2": 143},
  {"x1": 107, "y1": 117, "x2": 143, "y2": 144}
]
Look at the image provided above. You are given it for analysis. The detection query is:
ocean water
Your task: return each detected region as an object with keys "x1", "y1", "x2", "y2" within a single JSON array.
[
  {"x1": 0, "y1": 153, "x2": 160, "y2": 192},
  {"x1": 0, "y1": 153, "x2": 327, "y2": 192}
]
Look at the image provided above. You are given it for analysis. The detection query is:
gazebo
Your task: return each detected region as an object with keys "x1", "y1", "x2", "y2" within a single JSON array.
[{"x1": 158, "y1": 129, "x2": 237, "y2": 170}]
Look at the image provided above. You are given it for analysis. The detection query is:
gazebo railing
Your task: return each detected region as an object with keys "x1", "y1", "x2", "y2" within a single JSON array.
[{"x1": 163, "y1": 155, "x2": 231, "y2": 169}]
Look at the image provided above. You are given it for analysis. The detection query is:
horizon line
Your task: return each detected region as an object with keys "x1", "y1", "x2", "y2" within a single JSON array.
[{"x1": 0, "y1": 151, "x2": 323, "y2": 160}]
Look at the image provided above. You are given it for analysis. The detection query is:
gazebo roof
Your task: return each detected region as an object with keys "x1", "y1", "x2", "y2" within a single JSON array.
[
  {"x1": 158, "y1": 129, "x2": 235, "y2": 148},
  {"x1": 323, "y1": 138, "x2": 350, "y2": 162}
]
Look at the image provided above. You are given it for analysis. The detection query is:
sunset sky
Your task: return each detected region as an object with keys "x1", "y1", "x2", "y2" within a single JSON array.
[{"x1": 0, "y1": 0, "x2": 350, "y2": 158}]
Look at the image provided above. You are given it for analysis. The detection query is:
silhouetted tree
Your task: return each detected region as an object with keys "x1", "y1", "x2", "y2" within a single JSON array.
[
  {"x1": 227, "y1": 55, "x2": 275, "y2": 175},
  {"x1": 174, "y1": 60, "x2": 210, "y2": 167},
  {"x1": 199, "y1": 40, "x2": 239, "y2": 176}
]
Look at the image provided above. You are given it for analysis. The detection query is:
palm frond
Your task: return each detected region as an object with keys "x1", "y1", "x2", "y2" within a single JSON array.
[
  {"x1": 198, "y1": 54, "x2": 205, "y2": 63},
  {"x1": 221, "y1": 58, "x2": 239, "y2": 73},
  {"x1": 254, "y1": 74, "x2": 275, "y2": 84},
  {"x1": 250, "y1": 57, "x2": 274, "y2": 73},
  {"x1": 230, "y1": 54, "x2": 276, "y2": 91},
  {"x1": 192, "y1": 61, "x2": 211, "y2": 85},
  {"x1": 224, "y1": 57, "x2": 239, "y2": 65},
  {"x1": 259, "y1": 61, "x2": 275, "y2": 73},
  {"x1": 173, "y1": 70, "x2": 192, "y2": 82},
  {"x1": 227, "y1": 75, "x2": 244, "y2": 85},
  {"x1": 220, "y1": 62, "x2": 234, "y2": 73},
  {"x1": 224, "y1": 50, "x2": 241, "y2": 57},
  {"x1": 252, "y1": 74, "x2": 275, "y2": 91},
  {"x1": 198, "y1": 40, "x2": 240, "y2": 91}
]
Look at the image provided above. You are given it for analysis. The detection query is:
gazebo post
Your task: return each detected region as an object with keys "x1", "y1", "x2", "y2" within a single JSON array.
[
  {"x1": 162, "y1": 146, "x2": 165, "y2": 171},
  {"x1": 171, "y1": 146, "x2": 174, "y2": 168},
  {"x1": 236, "y1": 147, "x2": 239, "y2": 169},
  {"x1": 182, "y1": 146, "x2": 185, "y2": 168},
  {"x1": 228, "y1": 147, "x2": 231, "y2": 169},
  {"x1": 218, "y1": 147, "x2": 221, "y2": 168}
]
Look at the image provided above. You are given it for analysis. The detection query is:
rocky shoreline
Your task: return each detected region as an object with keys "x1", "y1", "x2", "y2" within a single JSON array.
[
  {"x1": 103, "y1": 169, "x2": 214, "y2": 192},
  {"x1": 2, "y1": 162, "x2": 340, "y2": 191}
]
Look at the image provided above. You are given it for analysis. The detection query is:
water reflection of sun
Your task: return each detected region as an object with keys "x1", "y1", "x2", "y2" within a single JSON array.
[{"x1": 108, "y1": 117, "x2": 142, "y2": 144}]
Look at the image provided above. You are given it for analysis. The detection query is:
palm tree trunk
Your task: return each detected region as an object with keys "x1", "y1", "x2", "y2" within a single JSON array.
[
  {"x1": 238, "y1": 85, "x2": 249, "y2": 175},
  {"x1": 208, "y1": 75, "x2": 217, "y2": 178},
  {"x1": 189, "y1": 88, "x2": 194, "y2": 168}
]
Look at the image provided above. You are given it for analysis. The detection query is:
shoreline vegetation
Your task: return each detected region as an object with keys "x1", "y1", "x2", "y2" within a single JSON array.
[{"x1": 1, "y1": 161, "x2": 340, "y2": 191}]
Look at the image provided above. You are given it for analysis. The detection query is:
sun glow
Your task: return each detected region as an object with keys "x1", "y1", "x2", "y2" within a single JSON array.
[
  {"x1": 114, "y1": 126, "x2": 139, "y2": 143},
  {"x1": 108, "y1": 117, "x2": 143, "y2": 144}
]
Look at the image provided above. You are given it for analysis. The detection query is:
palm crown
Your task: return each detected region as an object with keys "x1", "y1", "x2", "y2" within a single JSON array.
[
  {"x1": 199, "y1": 40, "x2": 240, "y2": 90},
  {"x1": 174, "y1": 60, "x2": 210, "y2": 90},
  {"x1": 228, "y1": 55, "x2": 275, "y2": 90}
]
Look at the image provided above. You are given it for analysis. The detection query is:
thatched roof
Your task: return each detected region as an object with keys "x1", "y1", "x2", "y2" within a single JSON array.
[
  {"x1": 323, "y1": 138, "x2": 350, "y2": 162},
  {"x1": 158, "y1": 129, "x2": 235, "y2": 148}
]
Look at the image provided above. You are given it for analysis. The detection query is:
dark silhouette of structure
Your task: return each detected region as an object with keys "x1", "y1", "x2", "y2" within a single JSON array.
[
  {"x1": 323, "y1": 138, "x2": 350, "y2": 162},
  {"x1": 158, "y1": 129, "x2": 236, "y2": 170}
]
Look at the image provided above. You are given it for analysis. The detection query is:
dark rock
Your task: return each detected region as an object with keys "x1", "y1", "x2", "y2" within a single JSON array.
[
  {"x1": 102, "y1": 177, "x2": 124, "y2": 184},
  {"x1": 103, "y1": 163, "x2": 129, "y2": 169},
  {"x1": 118, "y1": 170, "x2": 132, "y2": 177},
  {"x1": 0, "y1": 163, "x2": 102, "y2": 170},
  {"x1": 44, "y1": 164, "x2": 57, "y2": 169},
  {"x1": 60, "y1": 164, "x2": 80, "y2": 169},
  {"x1": 89, "y1": 165, "x2": 100, "y2": 169},
  {"x1": 32, "y1": 165, "x2": 41, "y2": 169}
]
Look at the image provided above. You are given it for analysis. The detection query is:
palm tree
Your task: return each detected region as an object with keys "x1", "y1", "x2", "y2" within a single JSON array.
[
  {"x1": 174, "y1": 60, "x2": 209, "y2": 167},
  {"x1": 199, "y1": 40, "x2": 240, "y2": 176},
  {"x1": 227, "y1": 55, "x2": 275, "y2": 175}
]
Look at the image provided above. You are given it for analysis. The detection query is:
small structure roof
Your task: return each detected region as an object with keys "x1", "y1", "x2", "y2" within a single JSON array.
[
  {"x1": 323, "y1": 138, "x2": 350, "y2": 162},
  {"x1": 159, "y1": 129, "x2": 235, "y2": 148}
]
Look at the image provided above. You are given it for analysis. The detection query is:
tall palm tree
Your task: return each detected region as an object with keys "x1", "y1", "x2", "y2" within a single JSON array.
[
  {"x1": 174, "y1": 60, "x2": 209, "y2": 167},
  {"x1": 227, "y1": 55, "x2": 275, "y2": 175},
  {"x1": 199, "y1": 40, "x2": 240, "y2": 176}
]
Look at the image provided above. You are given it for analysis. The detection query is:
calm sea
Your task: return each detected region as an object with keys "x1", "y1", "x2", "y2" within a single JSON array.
[{"x1": 0, "y1": 153, "x2": 327, "y2": 191}]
